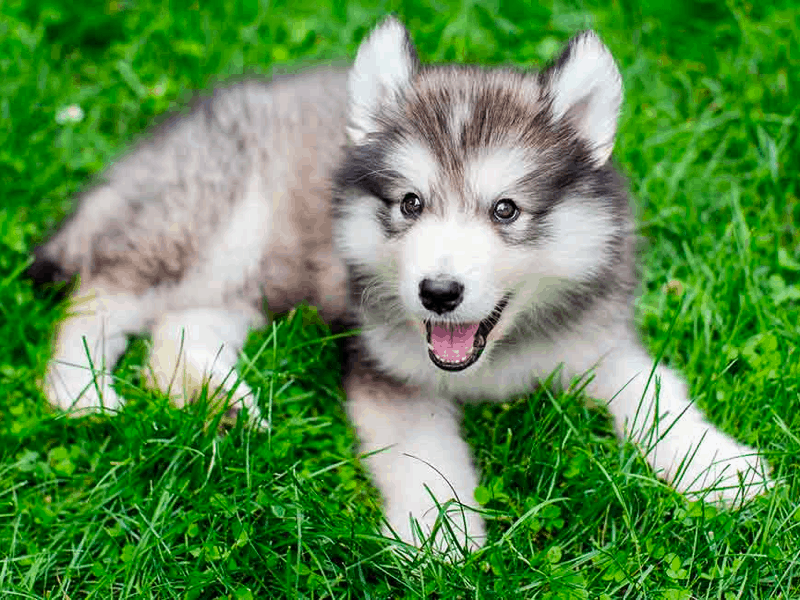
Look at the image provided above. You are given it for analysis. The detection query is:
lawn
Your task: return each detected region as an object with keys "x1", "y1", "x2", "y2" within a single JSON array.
[{"x1": 1, "y1": 0, "x2": 799, "y2": 597}]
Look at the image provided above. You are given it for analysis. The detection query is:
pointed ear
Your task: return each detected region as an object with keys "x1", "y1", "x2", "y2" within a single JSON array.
[
  {"x1": 542, "y1": 31, "x2": 623, "y2": 165},
  {"x1": 347, "y1": 16, "x2": 419, "y2": 144}
]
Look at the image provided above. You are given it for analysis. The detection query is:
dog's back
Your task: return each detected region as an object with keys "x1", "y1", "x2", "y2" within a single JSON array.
[{"x1": 34, "y1": 69, "x2": 351, "y2": 319}]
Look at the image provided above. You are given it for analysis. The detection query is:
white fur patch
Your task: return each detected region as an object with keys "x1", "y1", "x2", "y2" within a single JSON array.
[
  {"x1": 548, "y1": 31, "x2": 622, "y2": 165},
  {"x1": 147, "y1": 307, "x2": 264, "y2": 420},
  {"x1": 331, "y1": 191, "x2": 385, "y2": 268},
  {"x1": 183, "y1": 171, "x2": 271, "y2": 297},
  {"x1": 46, "y1": 285, "x2": 150, "y2": 411},
  {"x1": 449, "y1": 100, "x2": 472, "y2": 140},
  {"x1": 578, "y1": 333, "x2": 773, "y2": 505},
  {"x1": 347, "y1": 17, "x2": 416, "y2": 144},
  {"x1": 398, "y1": 216, "x2": 500, "y2": 323},
  {"x1": 465, "y1": 148, "x2": 532, "y2": 204},
  {"x1": 389, "y1": 140, "x2": 437, "y2": 198},
  {"x1": 540, "y1": 198, "x2": 618, "y2": 279},
  {"x1": 346, "y1": 382, "x2": 484, "y2": 551}
]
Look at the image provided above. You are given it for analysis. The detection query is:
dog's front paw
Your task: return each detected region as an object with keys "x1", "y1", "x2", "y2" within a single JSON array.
[
  {"x1": 384, "y1": 494, "x2": 486, "y2": 558},
  {"x1": 650, "y1": 419, "x2": 772, "y2": 506},
  {"x1": 45, "y1": 361, "x2": 123, "y2": 413}
]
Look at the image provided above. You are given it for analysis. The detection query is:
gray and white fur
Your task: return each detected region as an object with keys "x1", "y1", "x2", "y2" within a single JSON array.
[{"x1": 29, "y1": 17, "x2": 772, "y2": 552}]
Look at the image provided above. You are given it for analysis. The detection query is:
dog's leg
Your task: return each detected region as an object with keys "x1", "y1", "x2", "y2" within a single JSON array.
[
  {"x1": 46, "y1": 279, "x2": 148, "y2": 412},
  {"x1": 345, "y1": 367, "x2": 484, "y2": 554},
  {"x1": 146, "y1": 306, "x2": 265, "y2": 422},
  {"x1": 571, "y1": 331, "x2": 772, "y2": 505}
]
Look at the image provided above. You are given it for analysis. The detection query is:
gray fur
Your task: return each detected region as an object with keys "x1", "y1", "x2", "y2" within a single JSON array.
[{"x1": 38, "y1": 71, "x2": 351, "y2": 320}]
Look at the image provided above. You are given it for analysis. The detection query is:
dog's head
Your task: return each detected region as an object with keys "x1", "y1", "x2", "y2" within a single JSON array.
[{"x1": 333, "y1": 17, "x2": 632, "y2": 375}]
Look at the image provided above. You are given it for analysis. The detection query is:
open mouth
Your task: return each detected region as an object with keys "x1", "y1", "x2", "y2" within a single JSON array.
[{"x1": 425, "y1": 295, "x2": 510, "y2": 371}]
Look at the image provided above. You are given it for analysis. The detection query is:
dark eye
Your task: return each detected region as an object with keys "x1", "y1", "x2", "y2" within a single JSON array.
[
  {"x1": 401, "y1": 192, "x2": 424, "y2": 218},
  {"x1": 492, "y1": 199, "x2": 519, "y2": 223}
]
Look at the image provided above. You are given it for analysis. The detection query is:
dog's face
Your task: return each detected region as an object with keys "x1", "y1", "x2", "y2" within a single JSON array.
[{"x1": 333, "y1": 17, "x2": 630, "y2": 375}]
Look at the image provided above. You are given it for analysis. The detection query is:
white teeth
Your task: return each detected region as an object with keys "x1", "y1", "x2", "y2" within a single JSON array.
[{"x1": 427, "y1": 346, "x2": 475, "y2": 364}]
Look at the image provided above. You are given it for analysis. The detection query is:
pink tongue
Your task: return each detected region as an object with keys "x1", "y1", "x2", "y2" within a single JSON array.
[{"x1": 430, "y1": 324, "x2": 479, "y2": 363}]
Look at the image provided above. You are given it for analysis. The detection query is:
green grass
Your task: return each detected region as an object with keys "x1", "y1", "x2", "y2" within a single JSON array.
[{"x1": 1, "y1": 0, "x2": 799, "y2": 597}]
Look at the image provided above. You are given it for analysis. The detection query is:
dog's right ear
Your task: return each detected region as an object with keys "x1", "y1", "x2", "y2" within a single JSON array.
[{"x1": 347, "y1": 16, "x2": 419, "y2": 144}]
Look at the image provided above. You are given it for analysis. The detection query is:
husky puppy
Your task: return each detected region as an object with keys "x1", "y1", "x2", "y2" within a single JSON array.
[{"x1": 29, "y1": 17, "x2": 772, "y2": 551}]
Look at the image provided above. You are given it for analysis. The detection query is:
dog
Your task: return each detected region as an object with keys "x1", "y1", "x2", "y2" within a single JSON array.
[{"x1": 28, "y1": 16, "x2": 772, "y2": 552}]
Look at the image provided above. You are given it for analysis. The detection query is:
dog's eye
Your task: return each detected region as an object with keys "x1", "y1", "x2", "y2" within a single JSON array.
[
  {"x1": 401, "y1": 193, "x2": 424, "y2": 218},
  {"x1": 492, "y1": 199, "x2": 519, "y2": 223}
]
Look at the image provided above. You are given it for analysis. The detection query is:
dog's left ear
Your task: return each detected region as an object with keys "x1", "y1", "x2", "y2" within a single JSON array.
[
  {"x1": 541, "y1": 31, "x2": 623, "y2": 166},
  {"x1": 347, "y1": 16, "x2": 419, "y2": 144}
]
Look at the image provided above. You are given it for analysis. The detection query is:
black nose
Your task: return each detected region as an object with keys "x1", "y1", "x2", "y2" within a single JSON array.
[{"x1": 419, "y1": 278, "x2": 464, "y2": 315}]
